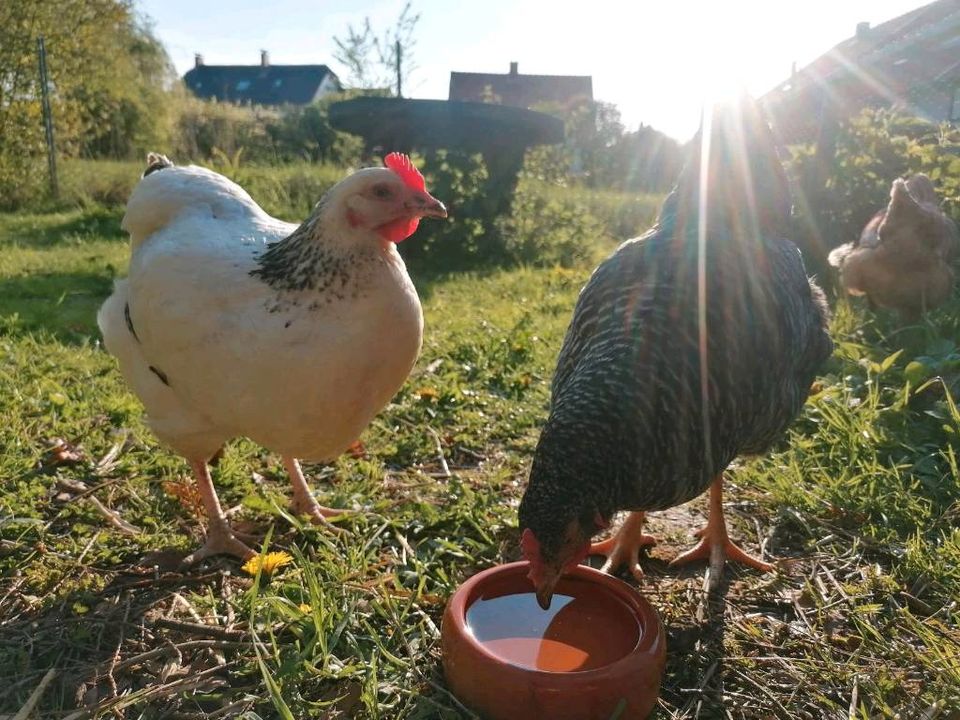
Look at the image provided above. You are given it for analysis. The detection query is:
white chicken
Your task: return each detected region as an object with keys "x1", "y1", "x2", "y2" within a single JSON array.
[{"x1": 99, "y1": 152, "x2": 446, "y2": 564}]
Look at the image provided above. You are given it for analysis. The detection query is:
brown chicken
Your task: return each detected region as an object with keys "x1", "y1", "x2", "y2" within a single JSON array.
[{"x1": 828, "y1": 174, "x2": 960, "y2": 320}]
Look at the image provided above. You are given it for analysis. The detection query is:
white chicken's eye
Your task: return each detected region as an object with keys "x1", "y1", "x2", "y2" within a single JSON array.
[{"x1": 372, "y1": 185, "x2": 392, "y2": 199}]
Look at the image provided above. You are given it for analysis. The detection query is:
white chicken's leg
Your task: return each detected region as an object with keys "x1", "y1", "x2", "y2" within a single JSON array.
[
  {"x1": 181, "y1": 460, "x2": 256, "y2": 565},
  {"x1": 284, "y1": 457, "x2": 347, "y2": 528},
  {"x1": 669, "y1": 474, "x2": 775, "y2": 586},
  {"x1": 589, "y1": 511, "x2": 658, "y2": 581}
]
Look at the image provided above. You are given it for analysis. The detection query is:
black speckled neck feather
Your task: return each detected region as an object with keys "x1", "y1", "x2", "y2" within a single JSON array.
[{"x1": 250, "y1": 200, "x2": 372, "y2": 298}]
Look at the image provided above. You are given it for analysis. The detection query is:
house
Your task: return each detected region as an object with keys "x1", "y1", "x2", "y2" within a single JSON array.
[
  {"x1": 448, "y1": 62, "x2": 592, "y2": 111},
  {"x1": 763, "y1": 0, "x2": 960, "y2": 143},
  {"x1": 183, "y1": 52, "x2": 341, "y2": 106}
]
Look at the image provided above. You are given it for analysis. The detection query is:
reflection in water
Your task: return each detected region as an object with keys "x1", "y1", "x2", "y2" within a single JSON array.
[{"x1": 465, "y1": 592, "x2": 639, "y2": 672}]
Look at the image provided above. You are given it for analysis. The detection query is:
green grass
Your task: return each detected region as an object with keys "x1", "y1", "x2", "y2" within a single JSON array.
[{"x1": 0, "y1": 203, "x2": 958, "y2": 719}]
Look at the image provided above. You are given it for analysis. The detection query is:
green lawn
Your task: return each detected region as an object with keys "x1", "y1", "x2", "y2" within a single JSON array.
[{"x1": 0, "y1": 205, "x2": 958, "y2": 719}]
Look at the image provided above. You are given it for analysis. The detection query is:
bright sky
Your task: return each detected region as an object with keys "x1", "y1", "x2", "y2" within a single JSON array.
[{"x1": 138, "y1": 0, "x2": 927, "y2": 140}]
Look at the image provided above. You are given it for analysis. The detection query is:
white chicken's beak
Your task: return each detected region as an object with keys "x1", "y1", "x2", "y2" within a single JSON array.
[{"x1": 408, "y1": 191, "x2": 447, "y2": 219}]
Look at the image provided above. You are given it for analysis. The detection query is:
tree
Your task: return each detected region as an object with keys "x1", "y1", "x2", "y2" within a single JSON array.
[
  {"x1": 332, "y1": 2, "x2": 420, "y2": 95},
  {"x1": 0, "y1": 0, "x2": 177, "y2": 206}
]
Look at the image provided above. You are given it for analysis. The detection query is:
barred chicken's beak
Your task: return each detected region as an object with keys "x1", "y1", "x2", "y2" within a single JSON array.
[
  {"x1": 534, "y1": 567, "x2": 561, "y2": 611},
  {"x1": 409, "y1": 191, "x2": 447, "y2": 218}
]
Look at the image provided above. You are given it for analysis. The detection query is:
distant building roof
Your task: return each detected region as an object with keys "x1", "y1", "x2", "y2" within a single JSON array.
[
  {"x1": 763, "y1": 0, "x2": 960, "y2": 141},
  {"x1": 183, "y1": 52, "x2": 341, "y2": 106},
  {"x1": 449, "y1": 62, "x2": 592, "y2": 111}
]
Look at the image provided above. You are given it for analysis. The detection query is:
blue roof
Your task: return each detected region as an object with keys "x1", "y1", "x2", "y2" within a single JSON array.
[{"x1": 183, "y1": 64, "x2": 340, "y2": 105}]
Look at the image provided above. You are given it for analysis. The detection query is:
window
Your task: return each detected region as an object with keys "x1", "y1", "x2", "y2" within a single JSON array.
[
  {"x1": 273, "y1": 78, "x2": 282, "y2": 88},
  {"x1": 236, "y1": 80, "x2": 251, "y2": 92}
]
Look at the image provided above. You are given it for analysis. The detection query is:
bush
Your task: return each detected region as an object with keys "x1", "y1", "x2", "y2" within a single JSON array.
[
  {"x1": 403, "y1": 149, "x2": 660, "y2": 272},
  {"x1": 496, "y1": 178, "x2": 610, "y2": 268},
  {"x1": 211, "y1": 159, "x2": 348, "y2": 220},
  {"x1": 0, "y1": 1, "x2": 177, "y2": 208},
  {"x1": 60, "y1": 159, "x2": 142, "y2": 207},
  {"x1": 264, "y1": 93, "x2": 367, "y2": 166},
  {"x1": 172, "y1": 97, "x2": 280, "y2": 164},
  {"x1": 8, "y1": 148, "x2": 661, "y2": 275},
  {"x1": 401, "y1": 149, "x2": 491, "y2": 270}
]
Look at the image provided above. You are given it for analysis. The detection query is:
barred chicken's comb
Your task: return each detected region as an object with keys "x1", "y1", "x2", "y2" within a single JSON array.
[{"x1": 384, "y1": 152, "x2": 425, "y2": 192}]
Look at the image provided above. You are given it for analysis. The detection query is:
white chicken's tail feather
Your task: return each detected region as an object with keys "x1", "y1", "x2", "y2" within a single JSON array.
[
  {"x1": 121, "y1": 162, "x2": 267, "y2": 249},
  {"x1": 98, "y1": 279, "x2": 225, "y2": 460}
]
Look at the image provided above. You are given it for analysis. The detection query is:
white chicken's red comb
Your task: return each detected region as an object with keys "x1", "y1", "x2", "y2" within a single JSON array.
[{"x1": 384, "y1": 152, "x2": 425, "y2": 192}]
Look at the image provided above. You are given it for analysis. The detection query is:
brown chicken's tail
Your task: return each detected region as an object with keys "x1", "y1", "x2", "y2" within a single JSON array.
[{"x1": 827, "y1": 243, "x2": 854, "y2": 268}]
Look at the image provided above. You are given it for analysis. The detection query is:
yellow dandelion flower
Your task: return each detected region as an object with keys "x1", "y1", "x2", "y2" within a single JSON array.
[
  {"x1": 242, "y1": 550, "x2": 294, "y2": 576},
  {"x1": 298, "y1": 603, "x2": 312, "y2": 614},
  {"x1": 416, "y1": 386, "x2": 439, "y2": 401}
]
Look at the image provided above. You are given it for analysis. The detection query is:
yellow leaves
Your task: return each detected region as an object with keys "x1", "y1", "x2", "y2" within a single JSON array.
[
  {"x1": 415, "y1": 386, "x2": 439, "y2": 402},
  {"x1": 346, "y1": 440, "x2": 367, "y2": 458},
  {"x1": 242, "y1": 550, "x2": 294, "y2": 577},
  {"x1": 162, "y1": 480, "x2": 204, "y2": 519}
]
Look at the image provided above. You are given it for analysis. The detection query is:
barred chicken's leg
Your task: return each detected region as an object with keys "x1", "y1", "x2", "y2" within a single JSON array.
[
  {"x1": 284, "y1": 457, "x2": 347, "y2": 528},
  {"x1": 181, "y1": 460, "x2": 256, "y2": 565},
  {"x1": 589, "y1": 511, "x2": 658, "y2": 581},
  {"x1": 669, "y1": 474, "x2": 774, "y2": 584}
]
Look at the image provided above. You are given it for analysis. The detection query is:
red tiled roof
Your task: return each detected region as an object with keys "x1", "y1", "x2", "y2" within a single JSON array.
[{"x1": 762, "y1": 0, "x2": 960, "y2": 139}]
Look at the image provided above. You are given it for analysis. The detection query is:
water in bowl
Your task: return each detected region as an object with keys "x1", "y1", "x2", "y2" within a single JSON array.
[{"x1": 465, "y1": 591, "x2": 640, "y2": 672}]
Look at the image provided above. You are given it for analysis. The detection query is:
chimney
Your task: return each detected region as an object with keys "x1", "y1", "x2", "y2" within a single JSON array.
[
  {"x1": 260, "y1": 50, "x2": 269, "y2": 67},
  {"x1": 856, "y1": 21, "x2": 871, "y2": 39},
  {"x1": 509, "y1": 61, "x2": 518, "y2": 75},
  {"x1": 194, "y1": 53, "x2": 204, "y2": 69}
]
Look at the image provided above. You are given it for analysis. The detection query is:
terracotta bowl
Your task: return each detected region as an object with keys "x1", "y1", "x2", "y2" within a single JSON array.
[{"x1": 441, "y1": 561, "x2": 665, "y2": 720}]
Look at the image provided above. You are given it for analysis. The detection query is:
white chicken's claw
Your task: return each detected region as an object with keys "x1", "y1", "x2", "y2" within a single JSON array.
[
  {"x1": 285, "y1": 456, "x2": 349, "y2": 532},
  {"x1": 177, "y1": 459, "x2": 257, "y2": 566},
  {"x1": 180, "y1": 523, "x2": 256, "y2": 566}
]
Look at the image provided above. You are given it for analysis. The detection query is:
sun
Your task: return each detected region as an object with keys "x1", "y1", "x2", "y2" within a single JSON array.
[{"x1": 689, "y1": 11, "x2": 766, "y2": 107}]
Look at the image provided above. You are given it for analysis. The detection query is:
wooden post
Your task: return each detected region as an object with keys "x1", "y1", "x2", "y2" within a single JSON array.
[
  {"x1": 395, "y1": 39, "x2": 402, "y2": 98},
  {"x1": 37, "y1": 36, "x2": 59, "y2": 199}
]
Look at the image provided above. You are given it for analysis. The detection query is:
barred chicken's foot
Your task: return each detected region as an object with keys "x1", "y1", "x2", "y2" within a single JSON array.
[
  {"x1": 589, "y1": 511, "x2": 657, "y2": 581},
  {"x1": 180, "y1": 522, "x2": 256, "y2": 566},
  {"x1": 669, "y1": 475, "x2": 774, "y2": 589}
]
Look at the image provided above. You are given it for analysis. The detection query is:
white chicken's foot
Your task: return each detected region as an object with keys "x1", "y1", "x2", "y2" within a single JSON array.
[
  {"x1": 284, "y1": 457, "x2": 348, "y2": 531},
  {"x1": 180, "y1": 460, "x2": 256, "y2": 566},
  {"x1": 181, "y1": 521, "x2": 257, "y2": 566},
  {"x1": 669, "y1": 474, "x2": 775, "y2": 589},
  {"x1": 588, "y1": 511, "x2": 658, "y2": 582}
]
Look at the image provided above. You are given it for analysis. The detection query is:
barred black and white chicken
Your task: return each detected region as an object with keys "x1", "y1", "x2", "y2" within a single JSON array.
[{"x1": 519, "y1": 97, "x2": 834, "y2": 608}]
